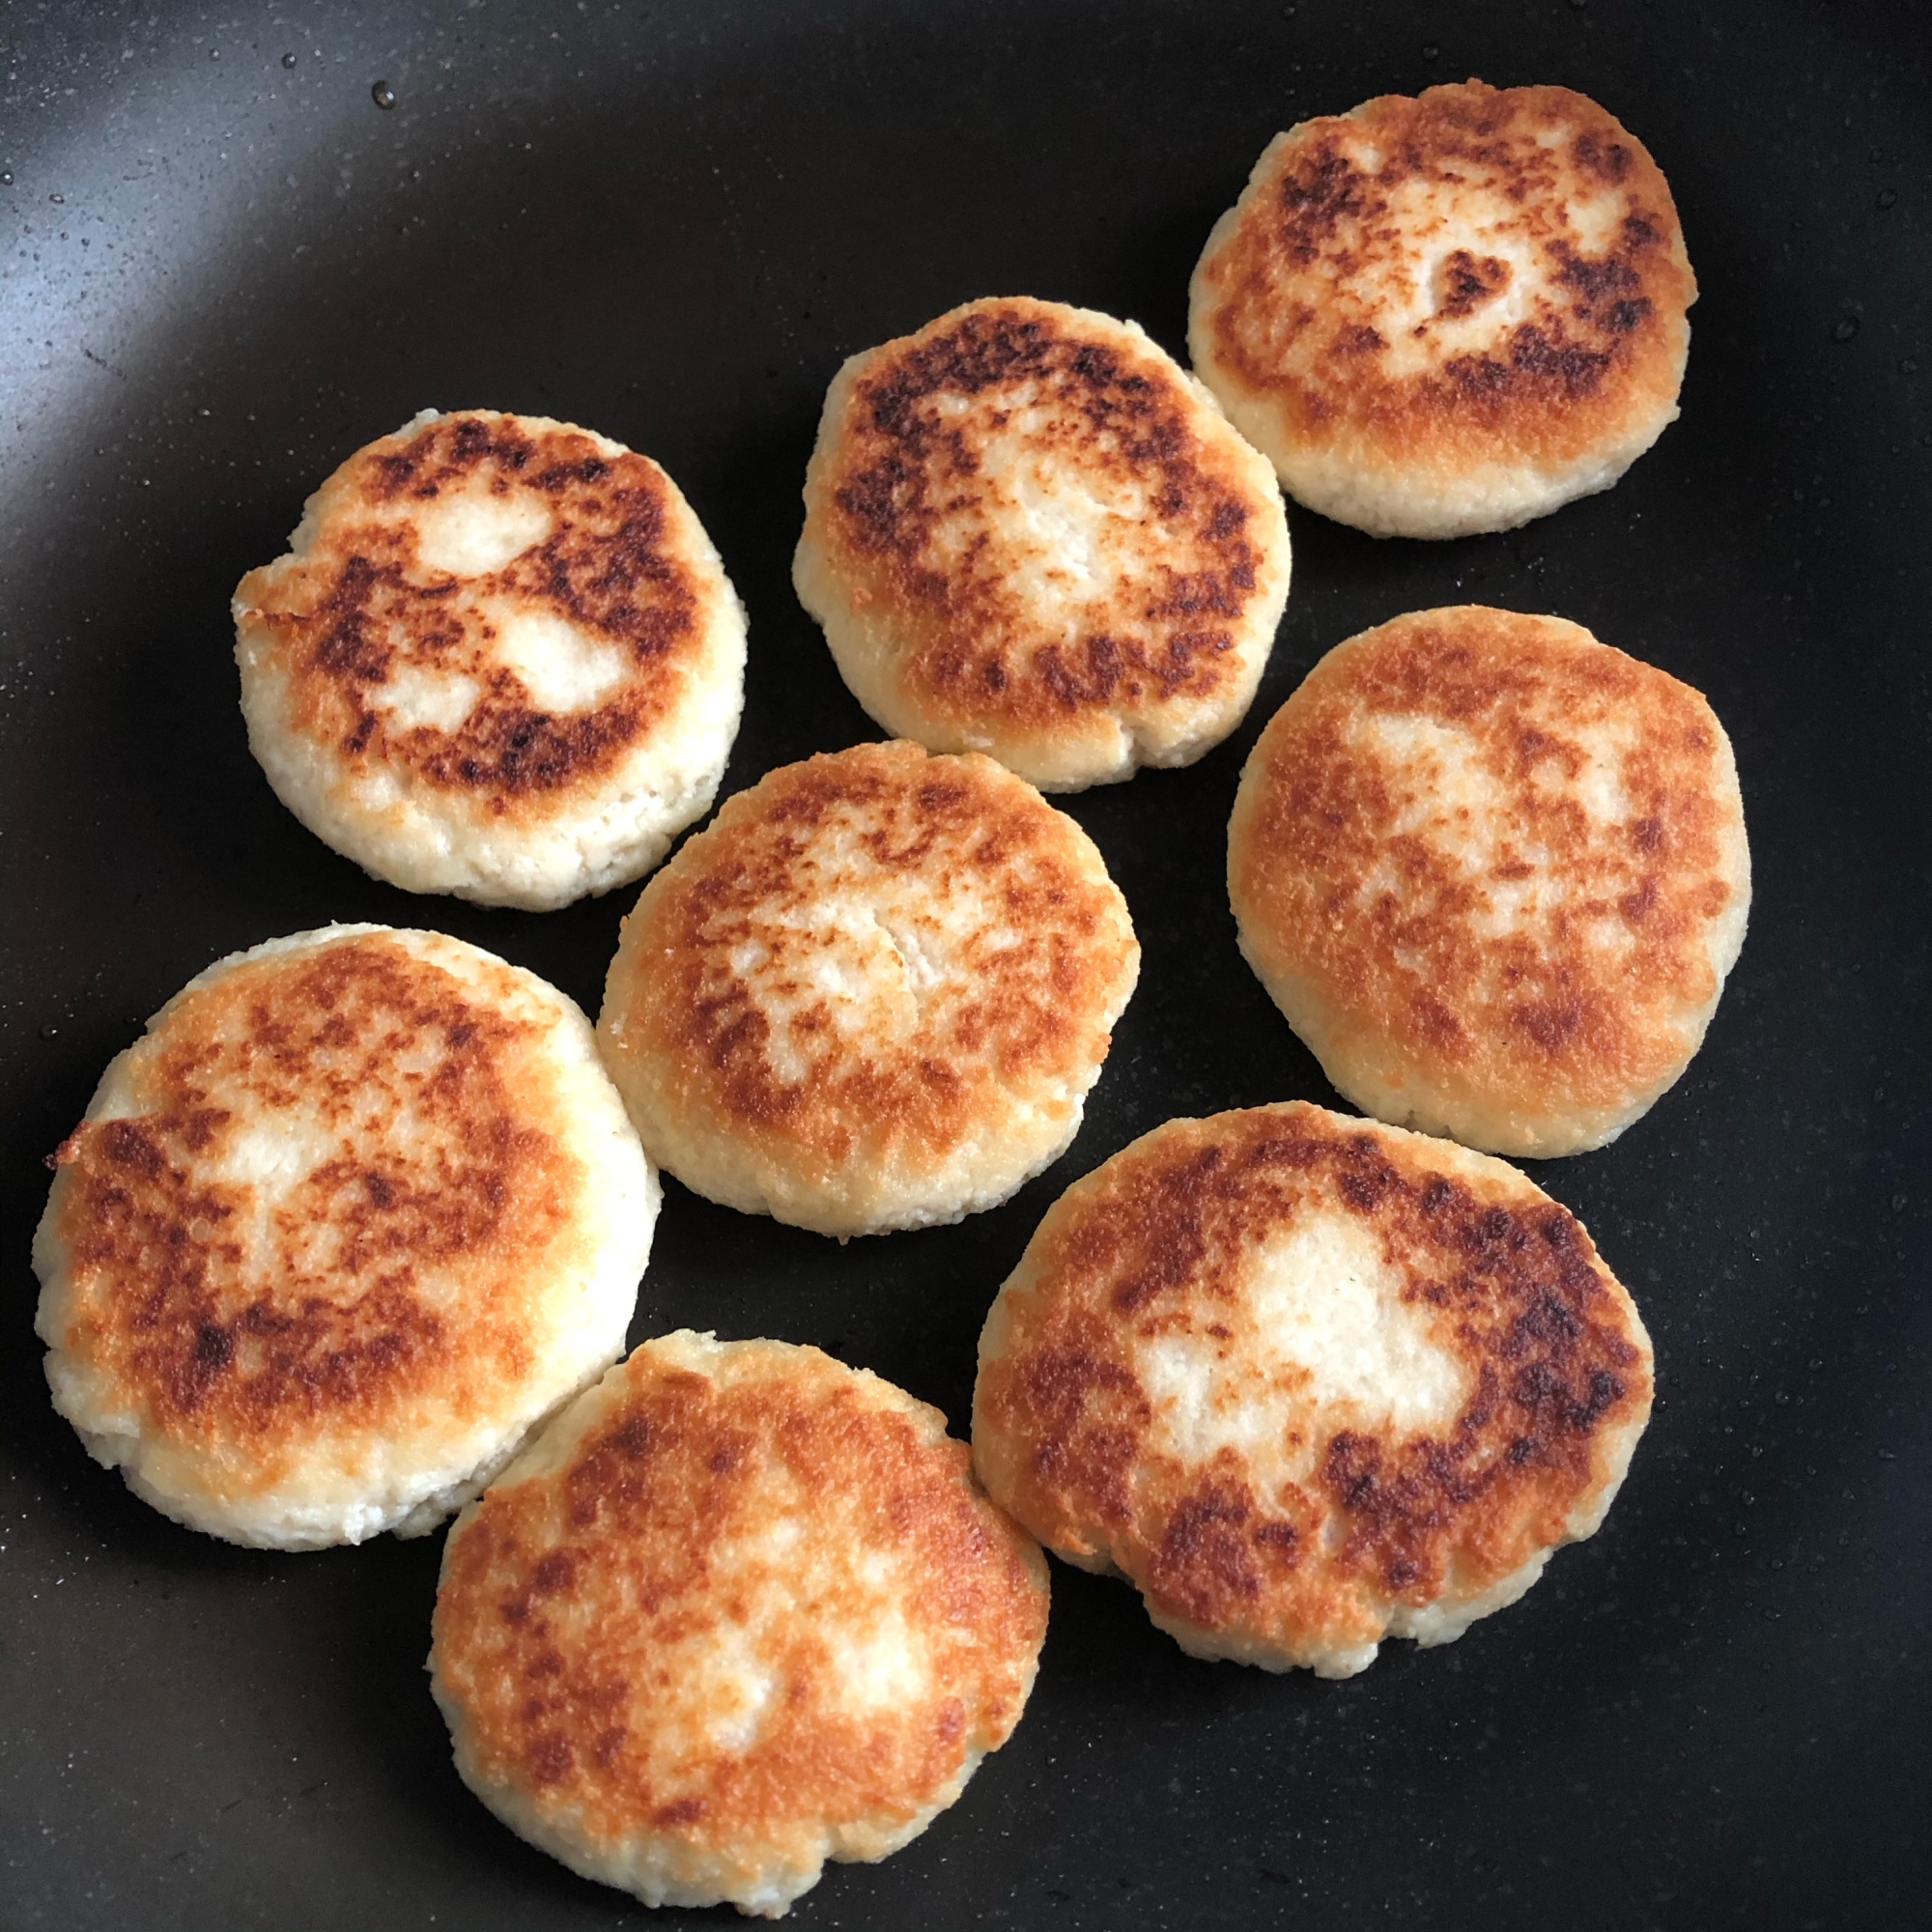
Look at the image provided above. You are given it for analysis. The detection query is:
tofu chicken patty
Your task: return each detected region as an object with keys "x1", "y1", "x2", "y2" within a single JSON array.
[
  {"x1": 1189, "y1": 81, "x2": 1696, "y2": 538},
  {"x1": 32, "y1": 924, "x2": 657, "y2": 1548},
  {"x1": 430, "y1": 1330, "x2": 1049, "y2": 1918},
  {"x1": 973, "y1": 1103, "x2": 1654, "y2": 1678},
  {"x1": 597, "y1": 740, "x2": 1140, "y2": 1237},
  {"x1": 795, "y1": 298, "x2": 1291, "y2": 790},
  {"x1": 1227, "y1": 607, "x2": 1750, "y2": 1157},
  {"x1": 235, "y1": 410, "x2": 747, "y2": 909}
]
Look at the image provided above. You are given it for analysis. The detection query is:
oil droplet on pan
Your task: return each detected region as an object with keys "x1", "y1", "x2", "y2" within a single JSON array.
[{"x1": 371, "y1": 80, "x2": 396, "y2": 109}]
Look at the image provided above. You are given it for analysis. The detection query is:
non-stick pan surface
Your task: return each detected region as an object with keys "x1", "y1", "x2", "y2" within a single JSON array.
[{"x1": 3, "y1": 3, "x2": 1927, "y2": 1926}]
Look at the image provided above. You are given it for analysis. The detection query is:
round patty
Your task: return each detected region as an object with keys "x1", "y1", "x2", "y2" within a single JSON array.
[
  {"x1": 235, "y1": 409, "x2": 747, "y2": 909},
  {"x1": 430, "y1": 1330, "x2": 1049, "y2": 1918},
  {"x1": 1227, "y1": 607, "x2": 1750, "y2": 1157},
  {"x1": 1189, "y1": 80, "x2": 1696, "y2": 538},
  {"x1": 596, "y1": 740, "x2": 1140, "y2": 1236},
  {"x1": 795, "y1": 297, "x2": 1291, "y2": 790},
  {"x1": 32, "y1": 924, "x2": 657, "y2": 1548},
  {"x1": 973, "y1": 1102, "x2": 1654, "y2": 1678}
]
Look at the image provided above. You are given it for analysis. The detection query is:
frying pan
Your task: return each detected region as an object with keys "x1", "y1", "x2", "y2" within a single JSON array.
[{"x1": 4, "y1": 2, "x2": 1927, "y2": 1926}]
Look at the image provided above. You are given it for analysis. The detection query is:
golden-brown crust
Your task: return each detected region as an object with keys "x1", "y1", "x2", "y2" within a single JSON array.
[
  {"x1": 974, "y1": 1104, "x2": 1652, "y2": 1658},
  {"x1": 1228, "y1": 608, "x2": 1747, "y2": 1144},
  {"x1": 235, "y1": 412, "x2": 707, "y2": 814},
  {"x1": 41, "y1": 932, "x2": 584, "y2": 1492},
  {"x1": 598, "y1": 742, "x2": 1138, "y2": 1223},
  {"x1": 1194, "y1": 82, "x2": 1694, "y2": 482},
  {"x1": 805, "y1": 299, "x2": 1284, "y2": 753},
  {"x1": 432, "y1": 1337, "x2": 1047, "y2": 1863}
]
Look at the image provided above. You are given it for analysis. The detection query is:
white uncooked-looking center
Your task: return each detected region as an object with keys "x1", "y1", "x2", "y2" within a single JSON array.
[
  {"x1": 1308, "y1": 138, "x2": 1630, "y2": 383},
  {"x1": 355, "y1": 484, "x2": 629, "y2": 725},
  {"x1": 919, "y1": 390, "x2": 1158, "y2": 643},
  {"x1": 487, "y1": 606, "x2": 631, "y2": 715},
  {"x1": 1349, "y1": 706, "x2": 1645, "y2": 964},
  {"x1": 730, "y1": 830, "x2": 1007, "y2": 1085},
  {"x1": 666, "y1": 1510, "x2": 931, "y2": 1756},
  {"x1": 412, "y1": 483, "x2": 554, "y2": 577},
  {"x1": 1140, "y1": 1210, "x2": 1467, "y2": 1477},
  {"x1": 370, "y1": 664, "x2": 483, "y2": 733}
]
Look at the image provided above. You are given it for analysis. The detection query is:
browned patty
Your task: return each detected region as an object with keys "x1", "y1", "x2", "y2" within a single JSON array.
[
  {"x1": 1190, "y1": 81, "x2": 1696, "y2": 536},
  {"x1": 431, "y1": 1333, "x2": 1048, "y2": 1915},
  {"x1": 43, "y1": 935, "x2": 568, "y2": 1455},
  {"x1": 236, "y1": 411, "x2": 710, "y2": 810},
  {"x1": 1227, "y1": 607, "x2": 1749, "y2": 1155},
  {"x1": 32, "y1": 925, "x2": 656, "y2": 1547},
  {"x1": 597, "y1": 740, "x2": 1139, "y2": 1235},
  {"x1": 797, "y1": 298, "x2": 1289, "y2": 787},
  {"x1": 973, "y1": 1103, "x2": 1654, "y2": 1675}
]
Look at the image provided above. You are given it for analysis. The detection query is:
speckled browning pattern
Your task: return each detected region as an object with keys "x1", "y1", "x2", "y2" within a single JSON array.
[
  {"x1": 597, "y1": 741, "x2": 1139, "y2": 1234},
  {"x1": 1228, "y1": 608, "x2": 1748, "y2": 1153},
  {"x1": 431, "y1": 1334, "x2": 1047, "y2": 1915},
  {"x1": 236, "y1": 412, "x2": 712, "y2": 809},
  {"x1": 1190, "y1": 81, "x2": 1694, "y2": 533},
  {"x1": 798, "y1": 298, "x2": 1290, "y2": 786},
  {"x1": 34, "y1": 929, "x2": 629, "y2": 1520},
  {"x1": 973, "y1": 1104, "x2": 1652, "y2": 1671}
]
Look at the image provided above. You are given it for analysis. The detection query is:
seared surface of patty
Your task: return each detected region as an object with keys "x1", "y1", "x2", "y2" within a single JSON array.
[
  {"x1": 235, "y1": 409, "x2": 746, "y2": 909},
  {"x1": 796, "y1": 298, "x2": 1291, "y2": 789},
  {"x1": 597, "y1": 740, "x2": 1139, "y2": 1236},
  {"x1": 1189, "y1": 81, "x2": 1695, "y2": 538},
  {"x1": 973, "y1": 1103, "x2": 1653, "y2": 1677},
  {"x1": 33, "y1": 924, "x2": 656, "y2": 1548},
  {"x1": 1228, "y1": 608, "x2": 1749, "y2": 1156},
  {"x1": 431, "y1": 1330, "x2": 1048, "y2": 1918}
]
